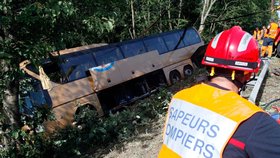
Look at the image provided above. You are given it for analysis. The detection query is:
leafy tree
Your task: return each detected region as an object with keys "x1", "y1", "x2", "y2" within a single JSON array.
[
  {"x1": 198, "y1": 0, "x2": 218, "y2": 33},
  {"x1": 197, "y1": 0, "x2": 271, "y2": 41}
]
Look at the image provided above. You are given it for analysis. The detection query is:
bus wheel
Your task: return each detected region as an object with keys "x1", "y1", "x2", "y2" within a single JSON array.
[
  {"x1": 158, "y1": 73, "x2": 167, "y2": 86},
  {"x1": 169, "y1": 71, "x2": 181, "y2": 84},
  {"x1": 183, "y1": 65, "x2": 194, "y2": 77},
  {"x1": 74, "y1": 105, "x2": 97, "y2": 129}
]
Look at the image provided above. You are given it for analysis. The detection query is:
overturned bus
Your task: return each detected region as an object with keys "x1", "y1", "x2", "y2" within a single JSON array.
[{"x1": 20, "y1": 27, "x2": 204, "y2": 132}]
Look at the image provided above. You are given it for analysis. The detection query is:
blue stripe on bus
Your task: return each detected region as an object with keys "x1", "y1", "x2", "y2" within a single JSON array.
[{"x1": 91, "y1": 62, "x2": 115, "y2": 72}]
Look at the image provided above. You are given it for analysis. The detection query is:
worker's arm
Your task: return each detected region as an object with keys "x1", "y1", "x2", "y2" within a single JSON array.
[
  {"x1": 223, "y1": 112, "x2": 280, "y2": 158},
  {"x1": 245, "y1": 113, "x2": 280, "y2": 158}
]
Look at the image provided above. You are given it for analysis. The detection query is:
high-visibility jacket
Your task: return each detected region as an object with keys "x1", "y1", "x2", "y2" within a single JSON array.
[
  {"x1": 253, "y1": 30, "x2": 262, "y2": 40},
  {"x1": 158, "y1": 83, "x2": 263, "y2": 158},
  {"x1": 263, "y1": 28, "x2": 268, "y2": 38},
  {"x1": 267, "y1": 22, "x2": 279, "y2": 39}
]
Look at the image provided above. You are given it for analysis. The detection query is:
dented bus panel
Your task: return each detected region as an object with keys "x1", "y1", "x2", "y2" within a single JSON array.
[{"x1": 20, "y1": 27, "x2": 204, "y2": 132}]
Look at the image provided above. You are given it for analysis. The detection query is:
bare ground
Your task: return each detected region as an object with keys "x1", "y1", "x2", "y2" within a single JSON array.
[
  {"x1": 102, "y1": 117, "x2": 164, "y2": 158},
  {"x1": 95, "y1": 57, "x2": 280, "y2": 158}
]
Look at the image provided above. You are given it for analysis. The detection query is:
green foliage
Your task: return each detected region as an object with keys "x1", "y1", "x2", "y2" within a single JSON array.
[
  {"x1": 49, "y1": 87, "x2": 172, "y2": 157},
  {"x1": 200, "y1": 0, "x2": 271, "y2": 42},
  {"x1": 6, "y1": 130, "x2": 50, "y2": 158},
  {"x1": 0, "y1": 107, "x2": 54, "y2": 158}
]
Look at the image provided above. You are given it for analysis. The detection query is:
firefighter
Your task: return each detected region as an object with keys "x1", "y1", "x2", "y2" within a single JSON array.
[
  {"x1": 258, "y1": 25, "x2": 267, "y2": 46},
  {"x1": 273, "y1": 19, "x2": 280, "y2": 56},
  {"x1": 158, "y1": 26, "x2": 280, "y2": 158},
  {"x1": 261, "y1": 19, "x2": 279, "y2": 58},
  {"x1": 253, "y1": 27, "x2": 261, "y2": 41},
  {"x1": 261, "y1": 25, "x2": 267, "y2": 39}
]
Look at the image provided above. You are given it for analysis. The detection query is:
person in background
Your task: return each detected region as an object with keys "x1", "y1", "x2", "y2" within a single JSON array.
[
  {"x1": 261, "y1": 25, "x2": 267, "y2": 40},
  {"x1": 253, "y1": 26, "x2": 263, "y2": 46},
  {"x1": 261, "y1": 19, "x2": 279, "y2": 58},
  {"x1": 253, "y1": 27, "x2": 262, "y2": 41},
  {"x1": 158, "y1": 26, "x2": 280, "y2": 158}
]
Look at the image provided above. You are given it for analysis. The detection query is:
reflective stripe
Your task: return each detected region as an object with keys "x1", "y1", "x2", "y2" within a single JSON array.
[
  {"x1": 235, "y1": 61, "x2": 248, "y2": 66},
  {"x1": 237, "y1": 33, "x2": 252, "y2": 52},
  {"x1": 211, "y1": 32, "x2": 224, "y2": 49},
  {"x1": 228, "y1": 138, "x2": 245, "y2": 150},
  {"x1": 203, "y1": 56, "x2": 258, "y2": 69},
  {"x1": 206, "y1": 57, "x2": 214, "y2": 62}
]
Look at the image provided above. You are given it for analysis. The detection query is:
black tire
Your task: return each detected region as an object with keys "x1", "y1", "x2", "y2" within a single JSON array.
[
  {"x1": 169, "y1": 71, "x2": 181, "y2": 84},
  {"x1": 183, "y1": 65, "x2": 194, "y2": 77},
  {"x1": 191, "y1": 44, "x2": 208, "y2": 68},
  {"x1": 158, "y1": 73, "x2": 167, "y2": 86}
]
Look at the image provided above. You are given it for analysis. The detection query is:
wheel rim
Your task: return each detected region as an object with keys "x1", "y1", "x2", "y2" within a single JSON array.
[
  {"x1": 184, "y1": 69, "x2": 193, "y2": 76},
  {"x1": 170, "y1": 72, "x2": 180, "y2": 84},
  {"x1": 184, "y1": 66, "x2": 193, "y2": 77}
]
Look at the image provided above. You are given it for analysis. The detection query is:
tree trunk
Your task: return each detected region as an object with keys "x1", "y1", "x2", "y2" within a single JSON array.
[
  {"x1": 198, "y1": 0, "x2": 217, "y2": 33},
  {"x1": 178, "y1": 0, "x2": 182, "y2": 19},
  {"x1": 0, "y1": 59, "x2": 19, "y2": 149},
  {"x1": 147, "y1": 0, "x2": 150, "y2": 34},
  {"x1": 271, "y1": 0, "x2": 275, "y2": 10},
  {"x1": 177, "y1": 0, "x2": 183, "y2": 27},
  {"x1": 2, "y1": 84, "x2": 19, "y2": 127},
  {"x1": 159, "y1": 0, "x2": 162, "y2": 32},
  {"x1": 0, "y1": 0, "x2": 19, "y2": 149},
  {"x1": 130, "y1": 0, "x2": 136, "y2": 39},
  {"x1": 168, "y1": 0, "x2": 172, "y2": 30}
]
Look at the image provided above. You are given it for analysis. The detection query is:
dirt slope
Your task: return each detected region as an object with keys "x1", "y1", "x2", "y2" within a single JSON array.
[
  {"x1": 98, "y1": 57, "x2": 280, "y2": 158},
  {"x1": 103, "y1": 117, "x2": 164, "y2": 158}
]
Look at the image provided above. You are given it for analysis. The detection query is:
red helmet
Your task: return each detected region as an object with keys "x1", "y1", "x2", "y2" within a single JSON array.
[{"x1": 202, "y1": 26, "x2": 261, "y2": 73}]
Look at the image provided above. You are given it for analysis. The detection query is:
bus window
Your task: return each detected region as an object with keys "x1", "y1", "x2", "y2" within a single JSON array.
[
  {"x1": 67, "y1": 63, "x2": 96, "y2": 81},
  {"x1": 41, "y1": 60, "x2": 62, "y2": 83},
  {"x1": 120, "y1": 41, "x2": 146, "y2": 58},
  {"x1": 143, "y1": 36, "x2": 168, "y2": 54},
  {"x1": 94, "y1": 47, "x2": 123, "y2": 66},
  {"x1": 60, "y1": 52, "x2": 96, "y2": 82},
  {"x1": 162, "y1": 32, "x2": 185, "y2": 51},
  {"x1": 183, "y1": 28, "x2": 201, "y2": 46}
]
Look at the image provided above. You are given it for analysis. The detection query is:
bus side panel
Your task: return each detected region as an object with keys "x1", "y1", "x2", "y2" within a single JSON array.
[
  {"x1": 89, "y1": 42, "x2": 202, "y2": 92},
  {"x1": 44, "y1": 101, "x2": 77, "y2": 133},
  {"x1": 160, "y1": 43, "x2": 203, "y2": 66},
  {"x1": 49, "y1": 77, "x2": 94, "y2": 107},
  {"x1": 117, "y1": 50, "x2": 162, "y2": 81},
  {"x1": 44, "y1": 93, "x2": 103, "y2": 133},
  {"x1": 90, "y1": 50, "x2": 162, "y2": 91},
  {"x1": 89, "y1": 62, "x2": 124, "y2": 92}
]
